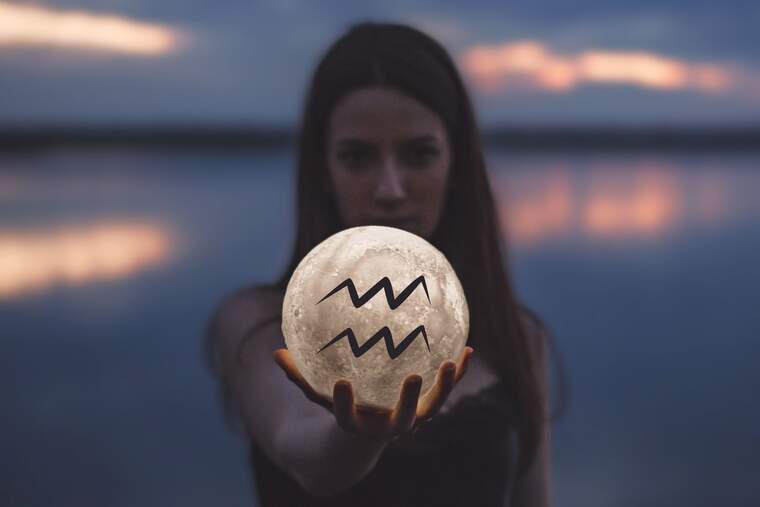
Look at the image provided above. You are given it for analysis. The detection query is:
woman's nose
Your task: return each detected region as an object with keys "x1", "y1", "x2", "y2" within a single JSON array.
[{"x1": 374, "y1": 158, "x2": 406, "y2": 205}]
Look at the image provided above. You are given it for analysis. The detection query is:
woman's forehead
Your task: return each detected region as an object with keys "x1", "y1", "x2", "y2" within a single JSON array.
[{"x1": 328, "y1": 87, "x2": 445, "y2": 144}]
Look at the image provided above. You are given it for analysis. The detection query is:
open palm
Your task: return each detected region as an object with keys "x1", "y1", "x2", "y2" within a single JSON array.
[{"x1": 273, "y1": 346, "x2": 474, "y2": 441}]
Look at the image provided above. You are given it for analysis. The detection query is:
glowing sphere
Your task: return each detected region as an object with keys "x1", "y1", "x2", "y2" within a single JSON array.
[{"x1": 281, "y1": 225, "x2": 469, "y2": 411}]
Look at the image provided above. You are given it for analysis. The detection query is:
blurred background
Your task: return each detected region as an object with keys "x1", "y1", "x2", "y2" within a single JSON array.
[{"x1": 1, "y1": 1, "x2": 758, "y2": 506}]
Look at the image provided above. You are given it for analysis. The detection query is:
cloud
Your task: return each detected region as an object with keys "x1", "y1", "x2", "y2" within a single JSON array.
[
  {"x1": 0, "y1": 2, "x2": 184, "y2": 56},
  {"x1": 459, "y1": 40, "x2": 759, "y2": 100}
]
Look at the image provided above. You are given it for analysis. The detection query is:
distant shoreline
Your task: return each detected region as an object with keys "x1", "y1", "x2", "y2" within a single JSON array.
[{"x1": 1, "y1": 125, "x2": 759, "y2": 152}]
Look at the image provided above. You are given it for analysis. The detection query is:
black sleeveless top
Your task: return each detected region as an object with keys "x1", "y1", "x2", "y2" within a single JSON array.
[{"x1": 249, "y1": 379, "x2": 520, "y2": 507}]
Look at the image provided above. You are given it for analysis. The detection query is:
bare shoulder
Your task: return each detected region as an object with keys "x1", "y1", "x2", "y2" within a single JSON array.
[
  {"x1": 207, "y1": 284, "x2": 285, "y2": 373},
  {"x1": 213, "y1": 283, "x2": 282, "y2": 319},
  {"x1": 212, "y1": 284, "x2": 282, "y2": 330}
]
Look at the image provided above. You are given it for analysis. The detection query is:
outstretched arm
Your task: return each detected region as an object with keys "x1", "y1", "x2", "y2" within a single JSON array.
[
  {"x1": 208, "y1": 287, "x2": 391, "y2": 497},
  {"x1": 208, "y1": 286, "x2": 471, "y2": 497}
]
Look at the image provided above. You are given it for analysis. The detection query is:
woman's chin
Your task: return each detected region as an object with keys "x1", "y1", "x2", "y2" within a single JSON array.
[{"x1": 342, "y1": 219, "x2": 431, "y2": 240}]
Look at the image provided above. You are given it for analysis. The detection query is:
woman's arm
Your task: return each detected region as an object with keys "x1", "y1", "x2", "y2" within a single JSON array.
[
  {"x1": 509, "y1": 319, "x2": 553, "y2": 507},
  {"x1": 208, "y1": 287, "x2": 392, "y2": 497}
]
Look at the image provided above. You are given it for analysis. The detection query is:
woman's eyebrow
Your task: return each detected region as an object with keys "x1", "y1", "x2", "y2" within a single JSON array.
[
  {"x1": 402, "y1": 134, "x2": 439, "y2": 146},
  {"x1": 336, "y1": 138, "x2": 374, "y2": 148},
  {"x1": 336, "y1": 134, "x2": 439, "y2": 148}
]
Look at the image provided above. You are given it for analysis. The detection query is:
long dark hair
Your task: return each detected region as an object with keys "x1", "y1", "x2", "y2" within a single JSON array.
[{"x1": 206, "y1": 21, "x2": 565, "y2": 485}]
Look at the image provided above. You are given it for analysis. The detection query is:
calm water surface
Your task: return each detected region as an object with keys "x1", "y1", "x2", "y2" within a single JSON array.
[{"x1": 1, "y1": 148, "x2": 758, "y2": 506}]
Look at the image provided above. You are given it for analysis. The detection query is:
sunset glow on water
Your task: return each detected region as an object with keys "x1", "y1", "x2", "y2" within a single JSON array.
[
  {"x1": 0, "y1": 222, "x2": 172, "y2": 299},
  {"x1": 489, "y1": 157, "x2": 759, "y2": 248},
  {"x1": 2, "y1": 149, "x2": 758, "y2": 507}
]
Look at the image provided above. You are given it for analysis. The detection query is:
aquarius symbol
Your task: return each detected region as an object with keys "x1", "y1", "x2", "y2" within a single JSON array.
[
  {"x1": 317, "y1": 325, "x2": 430, "y2": 359},
  {"x1": 317, "y1": 275, "x2": 430, "y2": 309}
]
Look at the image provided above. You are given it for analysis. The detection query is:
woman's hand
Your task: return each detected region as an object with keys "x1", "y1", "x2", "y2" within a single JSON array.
[{"x1": 272, "y1": 346, "x2": 474, "y2": 442}]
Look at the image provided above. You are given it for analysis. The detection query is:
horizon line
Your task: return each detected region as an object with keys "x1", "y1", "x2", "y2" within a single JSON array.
[{"x1": 2, "y1": 123, "x2": 760, "y2": 152}]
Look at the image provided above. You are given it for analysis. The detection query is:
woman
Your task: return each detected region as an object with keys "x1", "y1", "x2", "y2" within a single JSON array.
[{"x1": 205, "y1": 21, "x2": 555, "y2": 506}]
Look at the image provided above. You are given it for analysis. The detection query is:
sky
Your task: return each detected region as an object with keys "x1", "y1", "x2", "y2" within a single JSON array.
[{"x1": 0, "y1": 0, "x2": 758, "y2": 126}]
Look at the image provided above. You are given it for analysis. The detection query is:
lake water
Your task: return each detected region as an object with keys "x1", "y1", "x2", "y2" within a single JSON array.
[{"x1": 2, "y1": 148, "x2": 759, "y2": 506}]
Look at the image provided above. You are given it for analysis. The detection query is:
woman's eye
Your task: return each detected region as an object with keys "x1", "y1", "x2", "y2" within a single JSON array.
[
  {"x1": 407, "y1": 147, "x2": 438, "y2": 166},
  {"x1": 338, "y1": 151, "x2": 367, "y2": 169}
]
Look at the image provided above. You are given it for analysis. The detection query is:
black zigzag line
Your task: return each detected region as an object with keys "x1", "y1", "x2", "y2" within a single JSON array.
[
  {"x1": 316, "y1": 275, "x2": 430, "y2": 309},
  {"x1": 316, "y1": 325, "x2": 430, "y2": 359}
]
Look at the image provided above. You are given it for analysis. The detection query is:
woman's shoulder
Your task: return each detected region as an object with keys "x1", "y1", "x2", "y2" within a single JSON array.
[
  {"x1": 210, "y1": 283, "x2": 283, "y2": 329},
  {"x1": 206, "y1": 283, "x2": 285, "y2": 371},
  {"x1": 220, "y1": 282, "x2": 284, "y2": 309}
]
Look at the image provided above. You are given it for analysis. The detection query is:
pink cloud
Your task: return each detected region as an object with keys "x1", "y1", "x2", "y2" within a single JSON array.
[{"x1": 460, "y1": 40, "x2": 757, "y2": 99}]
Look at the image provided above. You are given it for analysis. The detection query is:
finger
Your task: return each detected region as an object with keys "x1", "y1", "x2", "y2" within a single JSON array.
[
  {"x1": 272, "y1": 348, "x2": 305, "y2": 384},
  {"x1": 390, "y1": 374, "x2": 422, "y2": 433},
  {"x1": 272, "y1": 349, "x2": 333, "y2": 411},
  {"x1": 454, "y1": 346, "x2": 474, "y2": 384},
  {"x1": 272, "y1": 348, "x2": 291, "y2": 375},
  {"x1": 333, "y1": 380, "x2": 359, "y2": 433},
  {"x1": 417, "y1": 360, "x2": 456, "y2": 421},
  {"x1": 272, "y1": 349, "x2": 307, "y2": 388}
]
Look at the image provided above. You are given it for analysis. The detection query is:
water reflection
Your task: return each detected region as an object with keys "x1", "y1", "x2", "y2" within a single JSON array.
[
  {"x1": 497, "y1": 167, "x2": 575, "y2": 246},
  {"x1": 581, "y1": 167, "x2": 680, "y2": 237},
  {"x1": 0, "y1": 221, "x2": 172, "y2": 299},
  {"x1": 490, "y1": 159, "x2": 759, "y2": 248},
  {"x1": 1, "y1": 150, "x2": 758, "y2": 507}
]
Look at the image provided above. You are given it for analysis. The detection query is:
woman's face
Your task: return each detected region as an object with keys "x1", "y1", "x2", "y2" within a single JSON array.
[{"x1": 326, "y1": 86, "x2": 451, "y2": 240}]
